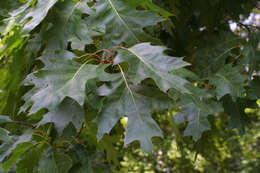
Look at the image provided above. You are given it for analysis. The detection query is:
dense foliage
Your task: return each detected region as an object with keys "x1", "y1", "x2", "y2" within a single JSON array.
[{"x1": 0, "y1": 0, "x2": 259, "y2": 172}]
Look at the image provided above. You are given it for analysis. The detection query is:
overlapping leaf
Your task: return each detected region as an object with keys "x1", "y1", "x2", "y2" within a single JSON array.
[
  {"x1": 20, "y1": 0, "x2": 58, "y2": 33},
  {"x1": 222, "y1": 95, "x2": 254, "y2": 133},
  {"x1": 88, "y1": 0, "x2": 163, "y2": 47},
  {"x1": 174, "y1": 103, "x2": 210, "y2": 141},
  {"x1": 210, "y1": 64, "x2": 247, "y2": 100},
  {"x1": 2, "y1": 142, "x2": 34, "y2": 171},
  {"x1": 190, "y1": 31, "x2": 243, "y2": 77},
  {"x1": 4, "y1": 0, "x2": 58, "y2": 34},
  {"x1": 174, "y1": 100, "x2": 223, "y2": 141},
  {"x1": 3, "y1": 0, "x2": 101, "y2": 53},
  {"x1": 38, "y1": 152, "x2": 72, "y2": 173},
  {"x1": 98, "y1": 135, "x2": 121, "y2": 165},
  {"x1": 42, "y1": 0, "x2": 103, "y2": 52},
  {"x1": 95, "y1": 80, "x2": 171, "y2": 152},
  {"x1": 114, "y1": 43, "x2": 190, "y2": 93},
  {"x1": 0, "y1": 129, "x2": 32, "y2": 162},
  {"x1": 38, "y1": 97, "x2": 85, "y2": 135},
  {"x1": 127, "y1": 0, "x2": 173, "y2": 18},
  {"x1": 170, "y1": 86, "x2": 223, "y2": 141},
  {"x1": 21, "y1": 50, "x2": 99, "y2": 114},
  {"x1": 16, "y1": 144, "x2": 44, "y2": 173}
]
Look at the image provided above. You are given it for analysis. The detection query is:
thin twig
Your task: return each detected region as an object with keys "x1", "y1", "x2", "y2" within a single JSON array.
[
  {"x1": 82, "y1": 58, "x2": 99, "y2": 64},
  {"x1": 78, "y1": 49, "x2": 112, "y2": 59},
  {"x1": 111, "y1": 45, "x2": 126, "y2": 52}
]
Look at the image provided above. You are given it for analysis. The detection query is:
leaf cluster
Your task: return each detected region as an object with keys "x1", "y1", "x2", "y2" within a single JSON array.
[{"x1": 0, "y1": 0, "x2": 259, "y2": 172}]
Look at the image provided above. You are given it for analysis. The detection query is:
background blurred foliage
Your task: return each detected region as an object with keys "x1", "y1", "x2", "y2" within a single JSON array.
[{"x1": 115, "y1": 101, "x2": 260, "y2": 173}]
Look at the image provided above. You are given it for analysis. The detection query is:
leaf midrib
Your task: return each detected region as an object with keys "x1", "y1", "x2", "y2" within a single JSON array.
[
  {"x1": 55, "y1": 63, "x2": 94, "y2": 97},
  {"x1": 123, "y1": 47, "x2": 189, "y2": 93},
  {"x1": 119, "y1": 68, "x2": 147, "y2": 139},
  {"x1": 107, "y1": 0, "x2": 139, "y2": 43}
]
